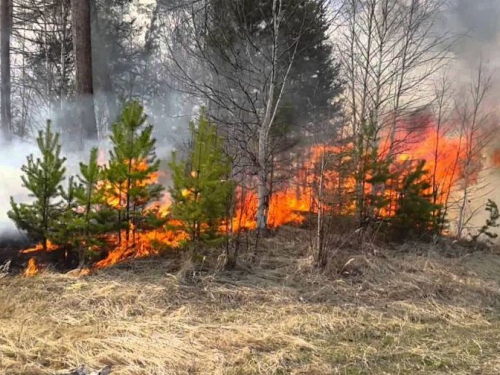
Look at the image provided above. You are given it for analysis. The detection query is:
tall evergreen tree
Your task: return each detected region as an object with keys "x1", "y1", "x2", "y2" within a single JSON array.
[
  {"x1": 71, "y1": 0, "x2": 97, "y2": 141},
  {"x1": 169, "y1": 110, "x2": 234, "y2": 243},
  {"x1": 8, "y1": 121, "x2": 66, "y2": 254}
]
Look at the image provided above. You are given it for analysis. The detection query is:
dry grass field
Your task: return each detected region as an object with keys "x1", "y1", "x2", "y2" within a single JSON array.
[{"x1": 1, "y1": 228, "x2": 500, "y2": 374}]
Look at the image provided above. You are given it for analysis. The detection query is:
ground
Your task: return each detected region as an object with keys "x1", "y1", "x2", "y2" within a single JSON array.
[{"x1": 1, "y1": 228, "x2": 500, "y2": 374}]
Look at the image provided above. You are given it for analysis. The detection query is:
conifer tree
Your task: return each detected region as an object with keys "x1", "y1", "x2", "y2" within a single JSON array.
[
  {"x1": 54, "y1": 175, "x2": 81, "y2": 260},
  {"x1": 472, "y1": 199, "x2": 499, "y2": 242},
  {"x1": 105, "y1": 101, "x2": 163, "y2": 243},
  {"x1": 8, "y1": 121, "x2": 66, "y2": 255},
  {"x1": 393, "y1": 160, "x2": 440, "y2": 237},
  {"x1": 56, "y1": 148, "x2": 112, "y2": 266},
  {"x1": 169, "y1": 110, "x2": 234, "y2": 243}
]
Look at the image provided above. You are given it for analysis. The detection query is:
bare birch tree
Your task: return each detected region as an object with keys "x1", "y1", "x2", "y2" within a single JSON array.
[
  {"x1": 454, "y1": 62, "x2": 496, "y2": 239},
  {"x1": 165, "y1": 0, "x2": 338, "y2": 231},
  {"x1": 337, "y1": 0, "x2": 452, "y2": 223}
]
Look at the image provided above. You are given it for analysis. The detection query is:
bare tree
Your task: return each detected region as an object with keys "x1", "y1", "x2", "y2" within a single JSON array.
[
  {"x1": 337, "y1": 0, "x2": 452, "y2": 223},
  {"x1": 454, "y1": 62, "x2": 496, "y2": 240},
  {"x1": 13, "y1": 0, "x2": 74, "y2": 121},
  {"x1": 165, "y1": 0, "x2": 338, "y2": 231},
  {"x1": 1, "y1": 0, "x2": 11, "y2": 141}
]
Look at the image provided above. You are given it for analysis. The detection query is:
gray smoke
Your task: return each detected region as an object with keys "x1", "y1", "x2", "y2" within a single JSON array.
[{"x1": 446, "y1": 0, "x2": 500, "y2": 69}]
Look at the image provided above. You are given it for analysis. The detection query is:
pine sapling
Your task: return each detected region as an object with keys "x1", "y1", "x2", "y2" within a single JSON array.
[
  {"x1": 169, "y1": 109, "x2": 234, "y2": 243},
  {"x1": 106, "y1": 101, "x2": 163, "y2": 245},
  {"x1": 8, "y1": 121, "x2": 66, "y2": 256}
]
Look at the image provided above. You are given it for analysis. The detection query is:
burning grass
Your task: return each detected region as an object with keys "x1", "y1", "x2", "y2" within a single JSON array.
[{"x1": 1, "y1": 228, "x2": 500, "y2": 374}]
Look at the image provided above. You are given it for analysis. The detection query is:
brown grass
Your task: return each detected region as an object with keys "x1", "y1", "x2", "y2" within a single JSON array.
[{"x1": 1, "y1": 228, "x2": 500, "y2": 374}]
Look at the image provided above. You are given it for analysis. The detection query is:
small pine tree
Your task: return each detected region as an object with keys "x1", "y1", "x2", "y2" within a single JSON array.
[
  {"x1": 472, "y1": 199, "x2": 499, "y2": 242},
  {"x1": 53, "y1": 176, "x2": 82, "y2": 260},
  {"x1": 169, "y1": 110, "x2": 234, "y2": 243},
  {"x1": 8, "y1": 121, "x2": 66, "y2": 255},
  {"x1": 365, "y1": 152, "x2": 393, "y2": 220},
  {"x1": 106, "y1": 101, "x2": 163, "y2": 243},
  {"x1": 76, "y1": 148, "x2": 111, "y2": 239},
  {"x1": 55, "y1": 148, "x2": 113, "y2": 266},
  {"x1": 393, "y1": 160, "x2": 440, "y2": 237}
]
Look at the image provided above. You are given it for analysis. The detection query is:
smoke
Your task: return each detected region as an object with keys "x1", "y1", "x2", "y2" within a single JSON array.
[
  {"x1": 444, "y1": 0, "x2": 500, "y2": 87},
  {"x1": 0, "y1": 90, "x2": 196, "y2": 238},
  {"x1": 0, "y1": 139, "x2": 38, "y2": 237},
  {"x1": 448, "y1": 0, "x2": 500, "y2": 62},
  {"x1": 439, "y1": 0, "x2": 500, "y2": 238}
]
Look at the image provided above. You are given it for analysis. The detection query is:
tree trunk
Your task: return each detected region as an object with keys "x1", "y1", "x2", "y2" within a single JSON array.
[
  {"x1": 316, "y1": 148, "x2": 326, "y2": 267},
  {"x1": 256, "y1": 129, "x2": 269, "y2": 230},
  {"x1": 1, "y1": 0, "x2": 11, "y2": 141},
  {"x1": 71, "y1": 0, "x2": 97, "y2": 141},
  {"x1": 89, "y1": 0, "x2": 118, "y2": 126}
]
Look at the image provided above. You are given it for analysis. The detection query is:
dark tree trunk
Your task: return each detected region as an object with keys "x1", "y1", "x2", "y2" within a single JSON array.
[
  {"x1": 71, "y1": 0, "x2": 97, "y2": 141},
  {"x1": 1, "y1": 0, "x2": 11, "y2": 141}
]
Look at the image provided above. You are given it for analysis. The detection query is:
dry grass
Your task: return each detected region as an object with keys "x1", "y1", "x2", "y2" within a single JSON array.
[{"x1": 1, "y1": 228, "x2": 500, "y2": 374}]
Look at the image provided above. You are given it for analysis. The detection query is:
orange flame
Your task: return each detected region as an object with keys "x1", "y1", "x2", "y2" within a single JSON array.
[
  {"x1": 23, "y1": 258, "x2": 39, "y2": 277},
  {"x1": 94, "y1": 220, "x2": 189, "y2": 269},
  {"x1": 21, "y1": 240, "x2": 59, "y2": 254}
]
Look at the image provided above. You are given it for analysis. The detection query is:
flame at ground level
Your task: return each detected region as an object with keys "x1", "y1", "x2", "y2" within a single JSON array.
[
  {"x1": 94, "y1": 221, "x2": 190, "y2": 269},
  {"x1": 24, "y1": 258, "x2": 38, "y2": 277}
]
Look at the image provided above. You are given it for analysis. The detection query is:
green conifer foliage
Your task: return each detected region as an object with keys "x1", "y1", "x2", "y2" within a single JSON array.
[
  {"x1": 8, "y1": 121, "x2": 66, "y2": 254},
  {"x1": 169, "y1": 110, "x2": 234, "y2": 243},
  {"x1": 105, "y1": 101, "x2": 163, "y2": 243},
  {"x1": 393, "y1": 160, "x2": 440, "y2": 237},
  {"x1": 473, "y1": 199, "x2": 499, "y2": 242},
  {"x1": 56, "y1": 148, "x2": 113, "y2": 266}
]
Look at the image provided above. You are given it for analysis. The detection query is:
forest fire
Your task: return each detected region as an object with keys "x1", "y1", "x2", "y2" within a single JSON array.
[
  {"x1": 395, "y1": 127, "x2": 463, "y2": 196},
  {"x1": 15, "y1": 111, "x2": 497, "y2": 277}
]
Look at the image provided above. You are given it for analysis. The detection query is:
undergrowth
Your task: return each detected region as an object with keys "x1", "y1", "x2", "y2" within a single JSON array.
[{"x1": 1, "y1": 227, "x2": 500, "y2": 374}]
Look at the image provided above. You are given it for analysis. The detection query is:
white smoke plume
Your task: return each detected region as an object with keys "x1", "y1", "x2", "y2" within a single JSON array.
[{"x1": 0, "y1": 139, "x2": 38, "y2": 237}]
